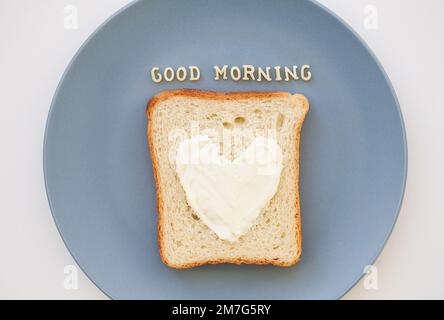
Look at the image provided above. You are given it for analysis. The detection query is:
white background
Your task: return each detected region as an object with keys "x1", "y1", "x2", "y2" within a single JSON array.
[{"x1": 1, "y1": 0, "x2": 443, "y2": 299}]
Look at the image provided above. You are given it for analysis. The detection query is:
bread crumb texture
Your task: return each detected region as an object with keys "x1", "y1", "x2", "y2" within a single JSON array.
[{"x1": 147, "y1": 89, "x2": 308, "y2": 268}]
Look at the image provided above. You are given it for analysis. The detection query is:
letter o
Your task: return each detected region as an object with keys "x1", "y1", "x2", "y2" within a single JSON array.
[
  {"x1": 176, "y1": 67, "x2": 187, "y2": 81},
  {"x1": 164, "y1": 67, "x2": 175, "y2": 81},
  {"x1": 230, "y1": 67, "x2": 241, "y2": 81}
]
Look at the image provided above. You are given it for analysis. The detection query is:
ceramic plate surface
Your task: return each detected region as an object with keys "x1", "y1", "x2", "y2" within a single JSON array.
[{"x1": 44, "y1": 0, "x2": 406, "y2": 299}]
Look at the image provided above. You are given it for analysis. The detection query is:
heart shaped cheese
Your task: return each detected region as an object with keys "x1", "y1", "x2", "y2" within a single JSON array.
[{"x1": 175, "y1": 135, "x2": 283, "y2": 242}]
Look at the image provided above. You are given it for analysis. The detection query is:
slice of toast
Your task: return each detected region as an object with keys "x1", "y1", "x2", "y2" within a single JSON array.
[{"x1": 147, "y1": 89, "x2": 309, "y2": 268}]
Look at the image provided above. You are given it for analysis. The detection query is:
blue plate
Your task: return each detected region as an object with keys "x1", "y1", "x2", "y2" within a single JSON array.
[{"x1": 44, "y1": 0, "x2": 406, "y2": 299}]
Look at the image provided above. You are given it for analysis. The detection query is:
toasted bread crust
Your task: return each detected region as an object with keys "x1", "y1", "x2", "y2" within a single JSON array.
[{"x1": 146, "y1": 89, "x2": 309, "y2": 269}]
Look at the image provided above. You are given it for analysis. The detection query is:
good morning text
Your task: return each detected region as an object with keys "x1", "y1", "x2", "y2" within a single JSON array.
[{"x1": 150, "y1": 65, "x2": 312, "y2": 83}]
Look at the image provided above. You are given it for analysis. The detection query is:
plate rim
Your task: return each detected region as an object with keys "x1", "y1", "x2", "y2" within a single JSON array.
[
  {"x1": 310, "y1": 0, "x2": 408, "y2": 299},
  {"x1": 43, "y1": 0, "x2": 408, "y2": 300}
]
